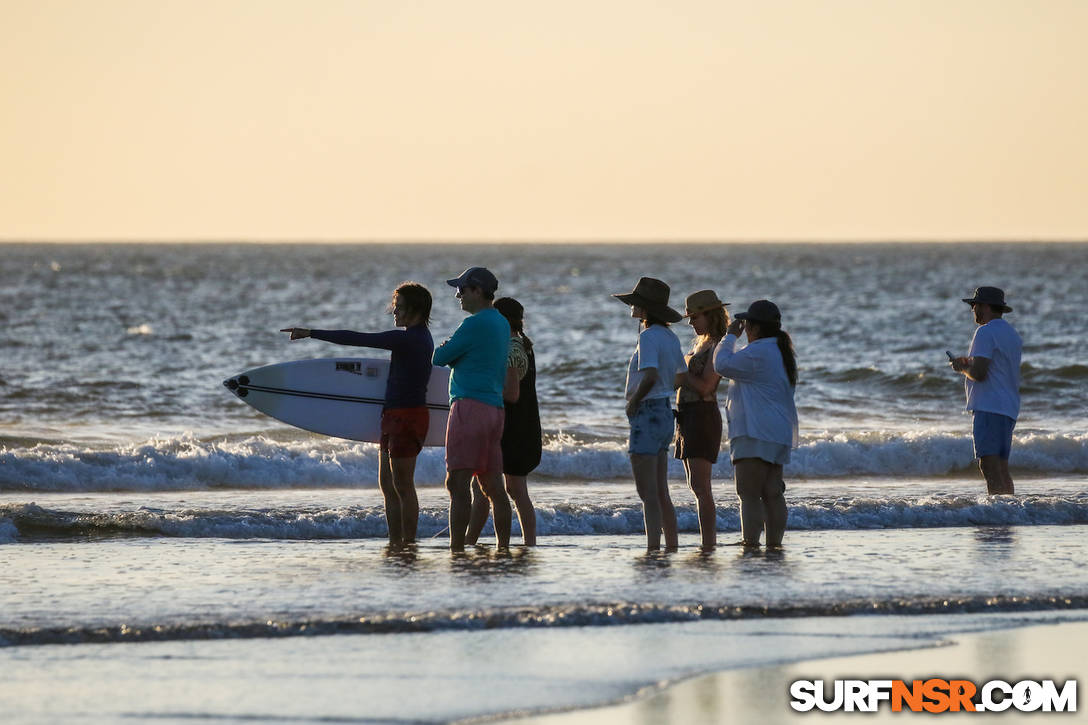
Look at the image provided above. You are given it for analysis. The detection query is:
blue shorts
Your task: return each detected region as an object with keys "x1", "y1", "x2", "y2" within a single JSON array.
[
  {"x1": 973, "y1": 411, "x2": 1015, "y2": 460},
  {"x1": 628, "y1": 397, "x2": 674, "y2": 456}
]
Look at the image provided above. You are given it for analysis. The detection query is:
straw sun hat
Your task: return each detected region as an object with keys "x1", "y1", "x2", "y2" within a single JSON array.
[{"x1": 682, "y1": 290, "x2": 729, "y2": 318}]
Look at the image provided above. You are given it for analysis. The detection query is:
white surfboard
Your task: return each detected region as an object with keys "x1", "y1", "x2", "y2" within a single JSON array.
[{"x1": 223, "y1": 358, "x2": 450, "y2": 446}]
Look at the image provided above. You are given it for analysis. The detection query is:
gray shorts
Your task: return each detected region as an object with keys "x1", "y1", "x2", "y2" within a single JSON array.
[{"x1": 729, "y1": 435, "x2": 791, "y2": 465}]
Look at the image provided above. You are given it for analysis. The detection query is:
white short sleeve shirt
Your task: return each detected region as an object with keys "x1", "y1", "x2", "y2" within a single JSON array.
[
  {"x1": 625, "y1": 325, "x2": 685, "y2": 402},
  {"x1": 965, "y1": 318, "x2": 1022, "y2": 420}
]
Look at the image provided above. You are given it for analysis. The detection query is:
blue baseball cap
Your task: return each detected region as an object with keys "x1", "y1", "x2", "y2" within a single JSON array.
[{"x1": 446, "y1": 267, "x2": 499, "y2": 294}]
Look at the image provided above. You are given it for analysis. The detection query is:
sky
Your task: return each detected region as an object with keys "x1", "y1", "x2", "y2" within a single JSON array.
[{"x1": 2, "y1": 0, "x2": 1086, "y2": 242}]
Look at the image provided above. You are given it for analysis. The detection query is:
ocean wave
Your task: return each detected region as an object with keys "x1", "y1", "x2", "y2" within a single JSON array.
[
  {"x1": 805, "y1": 362, "x2": 1088, "y2": 391},
  {"x1": 1021, "y1": 362, "x2": 1088, "y2": 383},
  {"x1": 3, "y1": 494, "x2": 1086, "y2": 542},
  {"x1": 808, "y1": 366, "x2": 950, "y2": 393},
  {"x1": 3, "y1": 594, "x2": 1086, "y2": 648},
  {"x1": 0, "y1": 518, "x2": 17, "y2": 544},
  {"x1": 3, "y1": 431, "x2": 1086, "y2": 492}
]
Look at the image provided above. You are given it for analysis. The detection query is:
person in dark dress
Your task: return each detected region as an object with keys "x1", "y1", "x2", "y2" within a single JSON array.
[{"x1": 467, "y1": 297, "x2": 542, "y2": 546}]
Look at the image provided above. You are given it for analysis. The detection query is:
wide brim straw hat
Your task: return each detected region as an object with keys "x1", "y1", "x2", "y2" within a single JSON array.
[
  {"x1": 612, "y1": 277, "x2": 682, "y2": 323},
  {"x1": 962, "y1": 286, "x2": 1012, "y2": 313},
  {"x1": 682, "y1": 289, "x2": 729, "y2": 318}
]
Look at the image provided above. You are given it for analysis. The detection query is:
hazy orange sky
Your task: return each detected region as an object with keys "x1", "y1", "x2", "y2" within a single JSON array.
[{"x1": 2, "y1": 0, "x2": 1086, "y2": 241}]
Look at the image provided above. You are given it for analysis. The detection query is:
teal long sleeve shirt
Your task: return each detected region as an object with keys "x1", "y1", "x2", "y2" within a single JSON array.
[{"x1": 432, "y1": 307, "x2": 510, "y2": 408}]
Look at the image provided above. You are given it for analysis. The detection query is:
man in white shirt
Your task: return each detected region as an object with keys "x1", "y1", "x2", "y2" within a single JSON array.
[{"x1": 950, "y1": 287, "x2": 1022, "y2": 494}]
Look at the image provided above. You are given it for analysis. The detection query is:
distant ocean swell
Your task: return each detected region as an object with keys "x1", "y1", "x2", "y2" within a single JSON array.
[
  {"x1": 3, "y1": 494, "x2": 1086, "y2": 542},
  {"x1": 2, "y1": 431, "x2": 1087, "y2": 492},
  {"x1": 807, "y1": 362, "x2": 1088, "y2": 389},
  {"x1": 4, "y1": 594, "x2": 1087, "y2": 648}
]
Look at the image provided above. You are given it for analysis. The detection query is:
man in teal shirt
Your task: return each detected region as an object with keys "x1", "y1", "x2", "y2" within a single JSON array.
[{"x1": 433, "y1": 267, "x2": 512, "y2": 550}]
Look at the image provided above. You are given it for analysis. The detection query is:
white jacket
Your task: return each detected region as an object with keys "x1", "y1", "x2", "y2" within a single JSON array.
[{"x1": 713, "y1": 335, "x2": 799, "y2": 448}]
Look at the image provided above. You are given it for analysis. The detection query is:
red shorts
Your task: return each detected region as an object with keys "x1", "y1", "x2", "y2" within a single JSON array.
[
  {"x1": 380, "y1": 407, "x2": 429, "y2": 458},
  {"x1": 444, "y1": 398, "x2": 504, "y2": 474}
]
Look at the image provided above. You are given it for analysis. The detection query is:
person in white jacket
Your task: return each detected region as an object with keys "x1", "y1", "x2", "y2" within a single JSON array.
[{"x1": 713, "y1": 300, "x2": 798, "y2": 548}]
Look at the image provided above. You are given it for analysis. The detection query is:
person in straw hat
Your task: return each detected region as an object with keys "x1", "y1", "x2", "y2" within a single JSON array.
[
  {"x1": 613, "y1": 277, "x2": 687, "y2": 552},
  {"x1": 949, "y1": 286, "x2": 1021, "y2": 494},
  {"x1": 713, "y1": 299, "x2": 799, "y2": 548},
  {"x1": 675, "y1": 290, "x2": 729, "y2": 550}
]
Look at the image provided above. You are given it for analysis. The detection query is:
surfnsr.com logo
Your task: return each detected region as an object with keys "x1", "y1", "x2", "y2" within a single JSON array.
[{"x1": 790, "y1": 679, "x2": 1077, "y2": 713}]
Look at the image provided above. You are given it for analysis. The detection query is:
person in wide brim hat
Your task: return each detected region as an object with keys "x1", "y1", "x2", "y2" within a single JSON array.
[
  {"x1": 614, "y1": 276, "x2": 685, "y2": 551},
  {"x1": 950, "y1": 285, "x2": 1021, "y2": 495},
  {"x1": 612, "y1": 277, "x2": 682, "y2": 323},
  {"x1": 962, "y1": 286, "x2": 1013, "y2": 314}
]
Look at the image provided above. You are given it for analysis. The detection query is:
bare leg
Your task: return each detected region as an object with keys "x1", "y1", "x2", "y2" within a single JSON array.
[
  {"x1": 632, "y1": 453, "x2": 662, "y2": 551},
  {"x1": 378, "y1": 447, "x2": 403, "y2": 545},
  {"x1": 390, "y1": 455, "x2": 419, "y2": 543},
  {"x1": 1000, "y1": 459, "x2": 1015, "y2": 495},
  {"x1": 466, "y1": 478, "x2": 490, "y2": 545},
  {"x1": 685, "y1": 458, "x2": 717, "y2": 550},
  {"x1": 979, "y1": 455, "x2": 1000, "y2": 494},
  {"x1": 504, "y1": 474, "x2": 536, "y2": 546},
  {"x1": 734, "y1": 458, "x2": 772, "y2": 546},
  {"x1": 763, "y1": 463, "x2": 788, "y2": 547},
  {"x1": 445, "y1": 469, "x2": 473, "y2": 551},
  {"x1": 477, "y1": 471, "x2": 511, "y2": 548},
  {"x1": 656, "y1": 451, "x2": 678, "y2": 551}
]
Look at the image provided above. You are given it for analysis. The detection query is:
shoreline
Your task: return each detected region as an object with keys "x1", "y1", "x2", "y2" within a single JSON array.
[
  {"x1": 498, "y1": 619, "x2": 1088, "y2": 724},
  {"x1": 2, "y1": 606, "x2": 1086, "y2": 722}
]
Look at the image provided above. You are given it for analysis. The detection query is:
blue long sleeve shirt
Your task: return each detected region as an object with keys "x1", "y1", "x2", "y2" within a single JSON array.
[
  {"x1": 431, "y1": 308, "x2": 510, "y2": 408},
  {"x1": 310, "y1": 326, "x2": 434, "y2": 410}
]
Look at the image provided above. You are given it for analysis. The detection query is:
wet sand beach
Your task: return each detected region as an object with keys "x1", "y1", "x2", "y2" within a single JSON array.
[{"x1": 503, "y1": 620, "x2": 1088, "y2": 725}]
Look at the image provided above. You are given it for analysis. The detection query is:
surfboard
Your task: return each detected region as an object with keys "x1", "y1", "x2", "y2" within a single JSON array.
[{"x1": 223, "y1": 358, "x2": 451, "y2": 446}]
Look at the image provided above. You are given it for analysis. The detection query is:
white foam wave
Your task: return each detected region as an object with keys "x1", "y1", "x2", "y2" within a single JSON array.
[
  {"x1": 4, "y1": 494, "x2": 1086, "y2": 540},
  {"x1": 2, "y1": 431, "x2": 1086, "y2": 492}
]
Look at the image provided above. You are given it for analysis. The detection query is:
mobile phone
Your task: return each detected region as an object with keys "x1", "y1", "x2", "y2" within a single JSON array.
[{"x1": 945, "y1": 350, "x2": 955, "y2": 362}]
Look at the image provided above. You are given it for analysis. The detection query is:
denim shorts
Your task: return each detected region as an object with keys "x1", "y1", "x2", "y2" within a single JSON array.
[
  {"x1": 973, "y1": 411, "x2": 1015, "y2": 460},
  {"x1": 628, "y1": 397, "x2": 675, "y2": 456}
]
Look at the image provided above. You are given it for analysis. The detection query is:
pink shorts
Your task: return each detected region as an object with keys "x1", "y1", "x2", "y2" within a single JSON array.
[{"x1": 445, "y1": 398, "x2": 505, "y2": 474}]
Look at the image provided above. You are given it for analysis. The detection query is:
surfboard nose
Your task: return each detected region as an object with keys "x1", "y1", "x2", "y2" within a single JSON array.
[{"x1": 223, "y1": 376, "x2": 249, "y2": 398}]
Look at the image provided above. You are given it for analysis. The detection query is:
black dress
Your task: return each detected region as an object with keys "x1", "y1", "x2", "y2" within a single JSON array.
[{"x1": 501, "y1": 338, "x2": 542, "y2": 476}]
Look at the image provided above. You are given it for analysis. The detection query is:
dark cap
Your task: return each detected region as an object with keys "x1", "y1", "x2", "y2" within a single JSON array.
[
  {"x1": 446, "y1": 266, "x2": 499, "y2": 294},
  {"x1": 734, "y1": 299, "x2": 782, "y2": 325},
  {"x1": 962, "y1": 286, "x2": 1012, "y2": 313}
]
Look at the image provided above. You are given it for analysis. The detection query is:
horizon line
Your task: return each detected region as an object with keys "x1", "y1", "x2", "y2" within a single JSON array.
[{"x1": 3, "y1": 237, "x2": 1087, "y2": 245}]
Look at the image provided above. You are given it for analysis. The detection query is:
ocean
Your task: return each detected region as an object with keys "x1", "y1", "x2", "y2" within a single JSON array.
[{"x1": 2, "y1": 242, "x2": 1087, "y2": 722}]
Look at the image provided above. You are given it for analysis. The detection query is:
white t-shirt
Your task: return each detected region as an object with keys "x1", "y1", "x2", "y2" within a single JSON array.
[
  {"x1": 625, "y1": 325, "x2": 685, "y2": 402},
  {"x1": 965, "y1": 318, "x2": 1022, "y2": 420}
]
